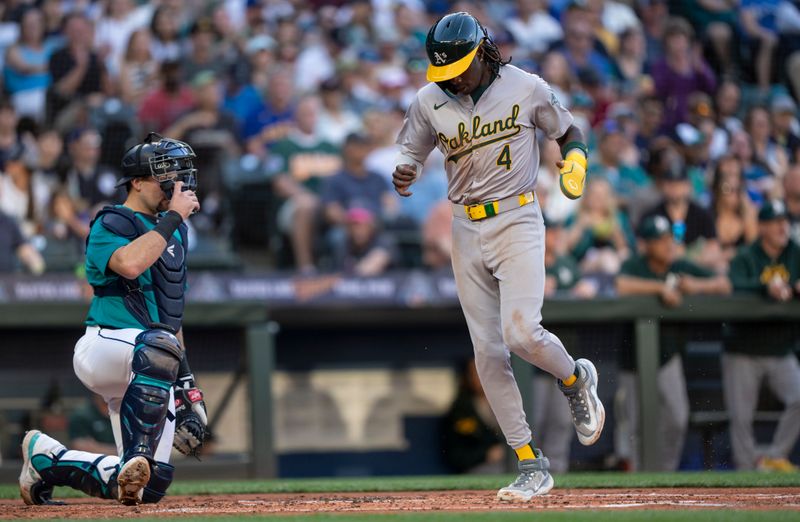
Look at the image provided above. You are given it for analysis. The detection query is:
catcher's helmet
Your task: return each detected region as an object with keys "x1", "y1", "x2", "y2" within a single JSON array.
[
  {"x1": 425, "y1": 12, "x2": 487, "y2": 82},
  {"x1": 118, "y1": 132, "x2": 197, "y2": 196}
]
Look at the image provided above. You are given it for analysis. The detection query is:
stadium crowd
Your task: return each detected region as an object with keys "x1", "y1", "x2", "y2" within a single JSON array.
[{"x1": 0, "y1": 0, "x2": 798, "y2": 282}]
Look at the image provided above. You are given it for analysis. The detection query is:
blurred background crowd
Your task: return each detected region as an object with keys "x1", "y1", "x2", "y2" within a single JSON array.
[{"x1": 0, "y1": 0, "x2": 798, "y2": 287}]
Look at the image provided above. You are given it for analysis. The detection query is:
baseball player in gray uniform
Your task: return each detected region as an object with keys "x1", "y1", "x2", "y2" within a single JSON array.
[{"x1": 393, "y1": 12, "x2": 604, "y2": 500}]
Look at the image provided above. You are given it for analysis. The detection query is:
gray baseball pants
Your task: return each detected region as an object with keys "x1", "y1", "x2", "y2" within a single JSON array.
[
  {"x1": 451, "y1": 200, "x2": 575, "y2": 449},
  {"x1": 721, "y1": 352, "x2": 800, "y2": 469}
]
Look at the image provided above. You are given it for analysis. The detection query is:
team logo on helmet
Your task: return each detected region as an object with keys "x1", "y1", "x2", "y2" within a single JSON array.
[{"x1": 433, "y1": 51, "x2": 448, "y2": 65}]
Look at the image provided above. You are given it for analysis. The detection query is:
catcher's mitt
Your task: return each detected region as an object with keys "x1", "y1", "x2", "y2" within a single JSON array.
[{"x1": 173, "y1": 384, "x2": 208, "y2": 457}]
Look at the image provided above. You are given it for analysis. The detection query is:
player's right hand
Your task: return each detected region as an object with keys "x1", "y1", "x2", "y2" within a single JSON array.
[
  {"x1": 169, "y1": 181, "x2": 200, "y2": 220},
  {"x1": 392, "y1": 164, "x2": 417, "y2": 197}
]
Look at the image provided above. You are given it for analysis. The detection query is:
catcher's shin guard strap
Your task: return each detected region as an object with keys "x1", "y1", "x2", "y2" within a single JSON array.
[
  {"x1": 121, "y1": 329, "x2": 182, "y2": 462},
  {"x1": 141, "y1": 461, "x2": 174, "y2": 504}
]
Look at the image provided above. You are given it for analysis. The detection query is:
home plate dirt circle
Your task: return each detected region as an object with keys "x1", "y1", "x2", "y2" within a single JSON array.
[{"x1": 3, "y1": 488, "x2": 800, "y2": 518}]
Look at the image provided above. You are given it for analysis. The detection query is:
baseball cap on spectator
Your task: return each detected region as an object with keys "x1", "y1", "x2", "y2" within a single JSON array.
[
  {"x1": 346, "y1": 207, "x2": 375, "y2": 224},
  {"x1": 758, "y1": 200, "x2": 789, "y2": 221},
  {"x1": 770, "y1": 94, "x2": 797, "y2": 115},
  {"x1": 638, "y1": 215, "x2": 672, "y2": 240},
  {"x1": 246, "y1": 34, "x2": 275, "y2": 55},
  {"x1": 658, "y1": 160, "x2": 689, "y2": 182},
  {"x1": 191, "y1": 17, "x2": 215, "y2": 36}
]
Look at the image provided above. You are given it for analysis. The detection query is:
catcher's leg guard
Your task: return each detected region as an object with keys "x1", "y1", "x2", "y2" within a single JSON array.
[
  {"x1": 20, "y1": 430, "x2": 119, "y2": 504},
  {"x1": 141, "y1": 461, "x2": 174, "y2": 504},
  {"x1": 120, "y1": 329, "x2": 183, "y2": 463}
]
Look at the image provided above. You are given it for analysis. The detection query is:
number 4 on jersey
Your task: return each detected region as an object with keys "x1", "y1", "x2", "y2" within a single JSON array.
[{"x1": 496, "y1": 144, "x2": 512, "y2": 171}]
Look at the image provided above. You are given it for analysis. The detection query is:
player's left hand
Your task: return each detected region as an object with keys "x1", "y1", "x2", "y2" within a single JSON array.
[
  {"x1": 557, "y1": 156, "x2": 586, "y2": 200},
  {"x1": 173, "y1": 383, "x2": 209, "y2": 457}
]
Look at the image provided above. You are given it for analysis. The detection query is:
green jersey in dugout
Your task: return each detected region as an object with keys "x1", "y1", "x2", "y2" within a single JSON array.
[{"x1": 84, "y1": 205, "x2": 188, "y2": 331}]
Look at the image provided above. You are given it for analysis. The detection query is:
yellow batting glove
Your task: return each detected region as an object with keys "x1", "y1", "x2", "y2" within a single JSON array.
[{"x1": 559, "y1": 150, "x2": 587, "y2": 200}]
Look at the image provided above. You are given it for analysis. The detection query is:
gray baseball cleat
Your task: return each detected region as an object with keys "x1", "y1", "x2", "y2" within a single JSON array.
[
  {"x1": 117, "y1": 456, "x2": 151, "y2": 505},
  {"x1": 559, "y1": 358, "x2": 605, "y2": 446},
  {"x1": 497, "y1": 450, "x2": 554, "y2": 501}
]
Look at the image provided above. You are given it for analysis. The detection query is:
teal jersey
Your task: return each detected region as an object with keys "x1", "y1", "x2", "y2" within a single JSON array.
[{"x1": 84, "y1": 205, "x2": 184, "y2": 329}]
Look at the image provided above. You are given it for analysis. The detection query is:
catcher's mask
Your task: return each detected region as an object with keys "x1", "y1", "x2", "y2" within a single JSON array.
[{"x1": 118, "y1": 132, "x2": 198, "y2": 199}]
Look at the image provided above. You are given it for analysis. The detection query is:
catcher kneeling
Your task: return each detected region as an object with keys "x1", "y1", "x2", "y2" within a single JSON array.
[{"x1": 20, "y1": 134, "x2": 208, "y2": 506}]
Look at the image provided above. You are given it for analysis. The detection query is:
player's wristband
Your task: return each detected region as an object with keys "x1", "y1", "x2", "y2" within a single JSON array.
[
  {"x1": 560, "y1": 141, "x2": 588, "y2": 158},
  {"x1": 153, "y1": 210, "x2": 183, "y2": 243}
]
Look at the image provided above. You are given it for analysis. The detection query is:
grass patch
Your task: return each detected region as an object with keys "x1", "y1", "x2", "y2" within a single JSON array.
[
  {"x1": 1, "y1": 471, "x2": 799, "y2": 500},
  {"x1": 21, "y1": 511, "x2": 800, "y2": 522}
]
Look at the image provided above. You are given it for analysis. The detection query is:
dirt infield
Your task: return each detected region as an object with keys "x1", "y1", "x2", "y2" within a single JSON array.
[{"x1": 2, "y1": 488, "x2": 799, "y2": 518}]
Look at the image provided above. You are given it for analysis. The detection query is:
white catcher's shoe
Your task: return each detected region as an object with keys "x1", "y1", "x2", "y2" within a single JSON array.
[
  {"x1": 497, "y1": 450, "x2": 554, "y2": 501},
  {"x1": 19, "y1": 430, "x2": 64, "y2": 505}
]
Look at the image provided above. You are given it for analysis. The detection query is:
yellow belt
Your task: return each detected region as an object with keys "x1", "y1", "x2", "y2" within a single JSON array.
[{"x1": 457, "y1": 192, "x2": 535, "y2": 221}]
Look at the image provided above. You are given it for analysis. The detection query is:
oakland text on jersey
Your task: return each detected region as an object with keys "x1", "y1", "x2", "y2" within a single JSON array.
[{"x1": 437, "y1": 104, "x2": 521, "y2": 164}]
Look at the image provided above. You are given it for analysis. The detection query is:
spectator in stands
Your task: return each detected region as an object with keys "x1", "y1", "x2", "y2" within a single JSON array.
[
  {"x1": 615, "y1": 214, "x2": 731, "y2": 470},
  {"x1": 3, "y1": 7, "x2": 55, "y2": 122},
  {"x1": 634, "y1": 96, "x2": 665, "y2": 164},
  {"x1": 0, "y1": 150, "x2": 52, "y2": 239},
  {"x1": 182, "y1": 17, "x2": 224, "y2": 84},
  {"x1": 165, "y1": 71, "x2": 240, "y2": 232},
  {"x1": 222, "y1": 35, "x2": 273, "y2": 134},
  {"x1": 244, "y1": 70, "x2": 296, "y2": 151},
  {"x1": 714, "y1": 79, "x2": 744, "y2": 136},
  {"x1": 118, "y1": 29, "x2": 158, "y2": 110},
  {"x1": 556, "y1": 13, "x2": 614, "y2": 85},
  {"x1": 271, "y1": 95, "x2": 341, "y2": 273},
  {"x1": 731, "y1": 130, "x2": 773, "y2": 205},
  {"x1": 321, "y1": 133, "x2": 394, "y2": 229},
  {"x1": 93, "y1": 0, "x2": 153, "y2": 79},
  {"x1": 0, "y1": 209, "x2": 44, "y2": 274},
  {"x1": 651, "y1": 18, "x2": 716, "y2": 130},
  {"x1": 588, "y1": 119, "x2": 649, "y2": 204},
  {"x1": 441, "y1": 358, "x2": 505, "y2": 474},
  {"x1": 545, "y1": 218, "x2": 599, "y2": 298},
  {"x1": 612, "y1": 25, "x2": 650, "y2": 98},
  {"x1": 640, "y1": 165, "x2": 723, "y2": 272},
  {"x1": 0, "y1": 100, "x2": 21, "y2": 172},
  {"x1": 363, "y1": 107, "x2": 404, "y2": 184},
  {"x1": 724, "y1": 200, "x2": 800, "y2": 471},
  {"x1": 686, "y1": 91, "x2": 728, "y2": 163},
  {"x1": 149, "y1": 5, "x2": 182, "y2": 64},
  {"x1": 784, "y1": 163, "x2": 800, "y2": 245},
  {"x1": 40, "y1": 0, "x2": 63, "y2": 43},
  {"x1": 47, "y1": 13, "x2": 106, "y2": 123},
  {"x1": 740, "y1": 0, "x2": 781, "y2": 97},
  {"x1": 540, "y1": 51, "x2": 576, "y2": 110},
  {"x1": 674, "y1": 0, "x2": 738, "y2": 78},
  {"x1": 505, "y1": 0, "x2": 563, "y2": 59},
  {"x1": 565, "y1": 176, "x2": 633, "y2": 276},
  {"x1": 746, "y1": 105, "x2": 789, "y2": 181},
  {"x1": 33, "y1": 128, "x2": 64, "y2": 183},
  {"x1": 673, "y1": 122, "x2": 712, "y2": 203},
  {"x1": 61, "y1": 128, "x2": 120, "y2": 221},
  {"x1": 316, "y1": 77, "x2": 362, "y2": 147},
  {"x1": 137, "y1": 60, "x2": 195, "y2": 133},
  {"x1": 769, "y1": 95, "x2": 800, "y2": 164},
  {"x1": 68, "y1": 393, "x2": 115, "y2": 455},
  {"x1": 710, "y1": 156, "x2": 759, "y2": 264},
  {"x1": 421, "y1": 200, "x2": 453, "y2": 272},
  {"x1": 332, "y1": 207, "x2": 397, "y2": 277}
]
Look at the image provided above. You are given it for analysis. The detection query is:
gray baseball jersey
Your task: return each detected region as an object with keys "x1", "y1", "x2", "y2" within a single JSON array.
[
  {"x1": 396, "y1": 65, "x2": 573, "y2": 205},
  {"x1": 396, "y1": 64, "x2": 580, "y2": 451}
]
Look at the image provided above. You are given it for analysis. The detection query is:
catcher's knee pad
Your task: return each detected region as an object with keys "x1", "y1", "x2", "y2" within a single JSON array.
[
  {"x1": 141, "y1": 461, "x2": 174, "y2": 504},
  {"x1": 121, "y1": 329, "x2": 183, "y2": 461}
]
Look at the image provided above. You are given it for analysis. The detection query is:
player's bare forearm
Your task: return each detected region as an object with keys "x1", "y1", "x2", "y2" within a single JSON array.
[{"x1": 108, "y1": 232, "x2": 170, "y2": 280}]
